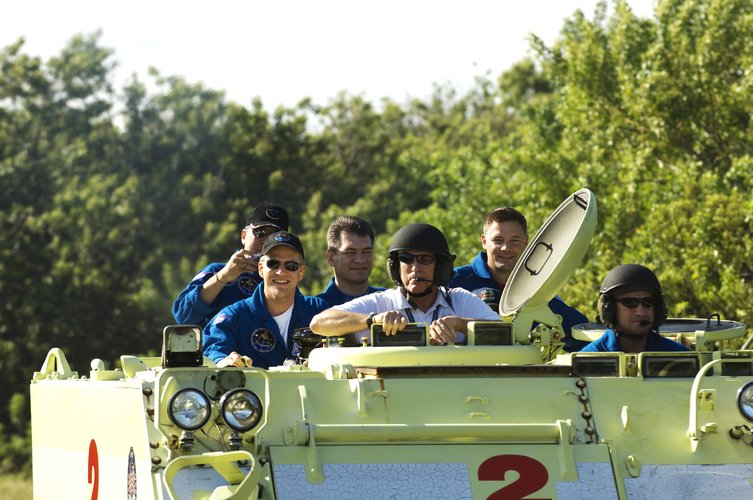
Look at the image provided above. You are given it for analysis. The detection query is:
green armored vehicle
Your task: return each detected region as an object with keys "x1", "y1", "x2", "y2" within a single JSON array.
[{"x1": 30, "y1": 189, "x2": 753, "y2": 499}]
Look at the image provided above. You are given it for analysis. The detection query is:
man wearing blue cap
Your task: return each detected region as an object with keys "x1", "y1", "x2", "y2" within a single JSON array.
[
  {"x1": 172, "y1": 202, "x2": 289, "y2": 327},
  {"x1": 203, "y1": 231, "x2": 329, "y2": 368}
]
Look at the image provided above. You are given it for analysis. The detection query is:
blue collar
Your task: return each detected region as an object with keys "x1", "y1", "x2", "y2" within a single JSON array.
[{"x1": 470, "y1": 251, "x2": 493, "y2": 279}]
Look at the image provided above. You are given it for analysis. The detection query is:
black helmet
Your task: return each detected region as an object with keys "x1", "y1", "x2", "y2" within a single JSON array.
[
  {"x1": 598, "y1": 264, "x2": 667, "y2": 328},
  {"x1": 387, "y1": 223, "x2": 456, "y2": 286}
]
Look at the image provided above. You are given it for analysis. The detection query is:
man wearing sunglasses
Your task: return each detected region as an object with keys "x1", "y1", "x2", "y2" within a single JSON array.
[
  {"x1": 202, "y1": 231, "x2": 329, "y2": 368},
  {"x1": 581, "y1": 264, "x2": 688, "y2": 352},
  {"x1": 450, "y1": 207, "x2": 589, "y2": 351},
  {"x1": 317, "y1": 215, "x2": 385, "y2": 306},
  {"x1": 310, "y1": 223, "x2": 499, "y2": 345},
  {"x1": 172, "y1": 202, "x2": 289, "y2": 327}
]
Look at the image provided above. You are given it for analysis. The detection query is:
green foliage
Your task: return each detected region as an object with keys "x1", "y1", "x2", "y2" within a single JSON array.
[{"x1": 2, "y1": 0, "x2": 753, "y2": 475}]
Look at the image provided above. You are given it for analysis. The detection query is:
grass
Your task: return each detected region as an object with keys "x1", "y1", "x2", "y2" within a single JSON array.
[{"x1": 0, "y1": 473, "x2": 32, "y2": 499}]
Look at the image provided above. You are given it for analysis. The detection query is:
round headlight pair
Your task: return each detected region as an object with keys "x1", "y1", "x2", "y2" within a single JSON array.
[
  {"x1": 168, "y1": 388, "x2": 263, "y2": 432},
  {"x1": 738, "y1": 382, "x2": 753, "y2": 422},
  {"x1": 220, "y1": 389, "x2": 263, "y2": 432}
]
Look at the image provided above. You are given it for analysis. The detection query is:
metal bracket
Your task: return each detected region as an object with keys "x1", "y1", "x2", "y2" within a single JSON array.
[
  {"x1": 625, "y1": 454, "x2": 641, "y2": 478},
  {"x1": 298, "y1": 385, "x2": 324, "y2": 483}
]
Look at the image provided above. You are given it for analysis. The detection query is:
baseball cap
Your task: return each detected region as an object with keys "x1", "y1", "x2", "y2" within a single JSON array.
[
  {"x1": 247, "y1": 203, "x2": 289, "y2": 230},
  {"x1": 262, "y1": 231, "x2": 305, "y2": 259}
]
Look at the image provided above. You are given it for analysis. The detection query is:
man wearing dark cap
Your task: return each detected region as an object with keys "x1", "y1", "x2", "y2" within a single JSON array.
[
  {"x1": 203, "y1": 231, "x2": 329, "y2": 368},
  {"x1": 581, "y1": 264, "x2": 688, "y2": 352},
  {"x1": 172, "y1": 203, "x2": 289, "y2": 327},
  {"x1": 311, "y1": 223, "x2": 498, "y2": 345}
]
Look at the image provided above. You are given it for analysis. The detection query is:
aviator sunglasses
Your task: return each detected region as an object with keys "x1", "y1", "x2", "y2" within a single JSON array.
[
  {"x1": 251, "y1": 226, "x2": 276, "y2": 238},
  {"x1": 397, "y1": 253, "x2": 436, "y2": 265},
  {"x1": 615, "y1": 297, "x2": 656, "y2": 308},
  {"x1": 265, "y1": 259, "x2": 301, "y2": 272}
]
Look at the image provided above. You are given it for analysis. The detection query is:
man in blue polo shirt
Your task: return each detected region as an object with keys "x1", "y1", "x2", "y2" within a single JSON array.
[
  {"x1": 317, "y1": 215, "x2": 384, "y2": 306},
  {"x1": 203, "y1": 231, "x2": 329, "y2": 368},
  {"x1": 581, "y1": 264, "x2": 688, "y2": 352},
  {"x1": 172, "y1": 202, "x2": 288, "y2": 327},
  {"x1": 450, "y1": 207, "x2": 588, "y2": 351}
]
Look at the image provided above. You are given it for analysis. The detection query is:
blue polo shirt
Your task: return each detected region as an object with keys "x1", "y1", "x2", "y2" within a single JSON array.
[
  {"x1": 203, "y1": 284, "x2": 329, "y2": 369},
  {"x1": 450, "y1": 251, "x2": 589, "y2": 351},
  {"x1": 316, "y1": 277, "x2": 385, "y2": 306},
  {"x1": 580, "y1": 328, "x2": 690, "y2": 352}
]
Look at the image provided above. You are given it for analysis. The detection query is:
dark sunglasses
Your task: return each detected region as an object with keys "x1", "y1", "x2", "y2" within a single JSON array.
[
  {"x1": 265, "y1": 259, "x2": 301, "y2": 272},
  {"x1": 397, "y1": 253, "x2": 435, "y2": 265},
  {"x1": 251, "y1": 226, "x2": 276, "y2": 238},
  {"x1": 615, "y1": 297, "x2": 656, "y2": 308}
]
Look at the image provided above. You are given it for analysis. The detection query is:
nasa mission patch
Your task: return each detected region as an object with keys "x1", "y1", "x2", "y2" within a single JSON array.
[
  {"x1": 251, "y1": 328, "x2": 276, "y2": 352},
  {"x1": 473, "y1": 287, "x2": 501, "y2": 310},
  {"x1": 238, "y1": 273, "x2": 262, "y2": 295}
]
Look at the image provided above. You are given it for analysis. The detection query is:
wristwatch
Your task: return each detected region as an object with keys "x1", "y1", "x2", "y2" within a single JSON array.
[{"x1": 365, "y1": 312, "x2": 376, "y2": 329}]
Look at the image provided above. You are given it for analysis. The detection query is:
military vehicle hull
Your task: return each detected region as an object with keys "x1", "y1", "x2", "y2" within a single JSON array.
[{"x1": 30, "y1": 340, "x2": 753, "y2": 499}]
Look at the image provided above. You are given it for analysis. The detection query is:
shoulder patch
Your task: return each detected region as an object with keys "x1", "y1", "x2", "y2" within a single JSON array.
[
  {"x1": 212, "y1": 313, "x2": 228, "y2": 325},
  {"x1": 194, "y1": 270, "x2": 211, "y2": 281}
]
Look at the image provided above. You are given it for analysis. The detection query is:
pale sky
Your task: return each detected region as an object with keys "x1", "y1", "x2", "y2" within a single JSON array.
[{"x1": 3, "y1": 0, "x2": 656, "y2": 110}]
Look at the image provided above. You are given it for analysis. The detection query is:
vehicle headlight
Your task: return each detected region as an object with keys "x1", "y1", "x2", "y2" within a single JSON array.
[
  {"x1": 169, "y1": 389, "x2": 211, "y2": 430},
  {"x1": 220, "y1": 389, "x2": 263, "y2": 432},
  {"x1": 737, "y1": 382, "x2": 753, "y2": 422}
]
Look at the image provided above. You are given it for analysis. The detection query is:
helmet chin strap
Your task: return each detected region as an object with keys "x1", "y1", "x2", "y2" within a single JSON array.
[{"x1": 400, "y1": 284, "x2": 435, "y2": 308}]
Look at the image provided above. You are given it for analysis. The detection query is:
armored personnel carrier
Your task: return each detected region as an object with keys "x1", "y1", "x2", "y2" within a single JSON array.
[{"x1": 30, "y1": 189, "x2": 753, "y2": 499}]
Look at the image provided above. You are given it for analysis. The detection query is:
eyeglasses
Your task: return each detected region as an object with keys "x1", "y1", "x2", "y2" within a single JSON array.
[
  {"x1": 265, "y1": 259, "x2": 301, "y2": 272},
  {"x1": 251, "y1": 226, "x2": 276, "y2": 238},
  {"x1": 615, "y1": 297, "x2": 656, "y2": 308},
  {"x1": 397, "y1": 253, "x2": 435, "y2": 265}
]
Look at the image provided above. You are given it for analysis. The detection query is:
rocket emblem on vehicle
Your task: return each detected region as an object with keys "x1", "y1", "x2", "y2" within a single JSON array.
[{"x1": 127, "y1": 447, "x2": 137, "y2": 499}]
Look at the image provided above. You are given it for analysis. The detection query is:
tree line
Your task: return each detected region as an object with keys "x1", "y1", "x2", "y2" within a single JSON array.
[{"x1": 1, "y1": 0, "x2": 752, "y2": 473}]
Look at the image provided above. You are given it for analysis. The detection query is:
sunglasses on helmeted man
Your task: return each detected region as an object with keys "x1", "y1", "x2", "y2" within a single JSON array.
[
  {"x1": 251, "y1": 226, "x2": 276, "y2": 238},
  {"x1": 615, "y1": 297, "x2": 656, "y2": 308},
  {"x1": 265, "y1": 259, "x2": 301, "y2": 272},
  {"x1": 397, "y1": 253, "x2": 435, "y2": 265}
]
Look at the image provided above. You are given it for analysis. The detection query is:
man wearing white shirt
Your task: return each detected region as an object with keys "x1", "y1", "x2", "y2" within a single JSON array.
[{"x1": 310, "y1": 223, "x2": 499, "y2": 345}]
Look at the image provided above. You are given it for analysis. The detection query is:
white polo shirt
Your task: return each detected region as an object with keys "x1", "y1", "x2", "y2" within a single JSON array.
[{"x1": 334, "y1": 287, "x2": 500, "y2": 343}]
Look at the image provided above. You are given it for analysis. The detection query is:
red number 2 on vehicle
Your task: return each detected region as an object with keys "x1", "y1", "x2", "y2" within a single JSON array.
[{"x1": 478, "y1": 454, "x2": 550, "y2": 500}]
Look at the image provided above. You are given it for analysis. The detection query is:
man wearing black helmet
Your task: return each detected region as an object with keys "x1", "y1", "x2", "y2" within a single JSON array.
[
  {"x1": 581, "y1": 264, "x2": 688, "y2": 352},
  {"x1": 310, "y1": 223, "x2": 499, "y2": 345},
  {"x1": 172, "y1": 202, "x2": 289, "y2": 327}
]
